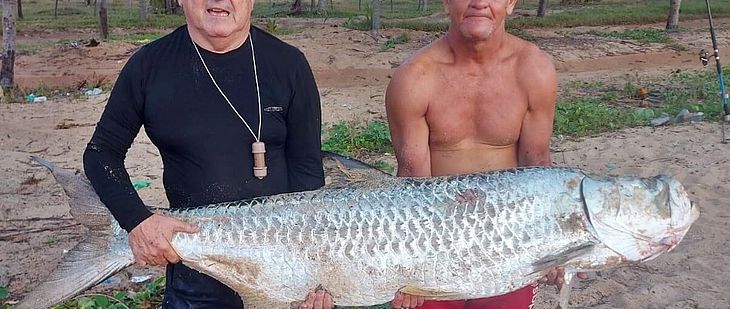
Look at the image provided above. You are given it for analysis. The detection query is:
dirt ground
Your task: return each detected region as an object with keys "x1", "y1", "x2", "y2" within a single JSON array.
[{"x1": 1, "y1": 16, "x2": 729, "y2": 308}]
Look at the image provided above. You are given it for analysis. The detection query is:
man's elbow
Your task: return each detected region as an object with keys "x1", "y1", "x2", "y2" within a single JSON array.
[{"x1": 519, "y1": 151, "x2": 552, "y2": 167}]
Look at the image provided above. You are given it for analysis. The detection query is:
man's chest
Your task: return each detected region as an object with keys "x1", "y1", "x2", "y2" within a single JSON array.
[{"x1": 425, "y1": 84, "x2": 528, "y2": 147}]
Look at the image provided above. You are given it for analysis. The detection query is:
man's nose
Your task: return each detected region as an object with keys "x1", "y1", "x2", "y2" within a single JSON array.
[{"x1": 469, "y1": 0, "x2": 490, "y2": 10}]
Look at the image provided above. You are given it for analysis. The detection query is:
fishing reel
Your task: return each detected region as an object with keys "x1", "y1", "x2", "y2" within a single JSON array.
[{"x1": 699, "y1": 49, "x2": 709, "y2": 66}]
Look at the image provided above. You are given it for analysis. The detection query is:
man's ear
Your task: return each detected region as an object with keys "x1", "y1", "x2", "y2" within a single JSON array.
[{"x1": 506, "y1": 0, "x2": 518, "y2": 15}]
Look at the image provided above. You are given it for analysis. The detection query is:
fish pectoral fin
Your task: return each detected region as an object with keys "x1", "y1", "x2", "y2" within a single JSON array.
[
  {"x1": 530, "y1": 242, "x2": 596, "y2": 275},
  {"x1": 398, "y1": 286, "x2": 464, "y2": 300},
  {"x1": 557, "y1": 272, "x2": 576, "y2": 309},
  {"x1": 321, "y1": 151, "x2": 393, "y2": 188}
]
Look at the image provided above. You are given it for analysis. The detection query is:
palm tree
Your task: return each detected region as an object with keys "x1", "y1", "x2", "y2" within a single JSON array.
[
  {"x1": 1, "y1": 0, "x2": 17, "y2": 89},
  {"x1": 666, "y1": 0, "x2": 682, "y2": 30}
]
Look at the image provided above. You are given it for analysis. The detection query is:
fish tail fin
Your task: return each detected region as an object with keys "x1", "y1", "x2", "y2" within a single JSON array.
[{"x1": 16, "y1": 156, "x2": 134, "y2": 309}]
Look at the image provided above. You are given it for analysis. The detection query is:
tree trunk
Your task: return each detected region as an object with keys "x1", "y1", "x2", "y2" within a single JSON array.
[
  {"x1": 371, "y1": 0, "x2": 380, "y2": 38},
  {"x1": 54, "y1": 0, "x2": 59, "y2": 17},
  {"x1": 290, "y1": 0, "x2": 303, "y2": 15},
  {"x1": 666, "y1": 0, "x2": 681, "y2": 30},
  {"x1": 309, "y1": 0, "x2": 314, "y2": 11},
  {"x1": 419, "y1": 0, "x2": 427, "y2": 12},
  {"x1": 139, "y1": 0, "x2": 148, "y2": 20},
  {"x1": 316, "y1": 0, "x2": 326, "y2": 14},
  {"x1": 17, "y1": 0, "x2": 22, "y2": 19},
  {"x1": 98, "y1": 0, "x2": 108, "y2": 39},
  {"x1": 1, "y1": 0, "x2": 17, "y2": 89},
  {"x1": 537, "y1": 0, "x2": 548, "y2": 17}
]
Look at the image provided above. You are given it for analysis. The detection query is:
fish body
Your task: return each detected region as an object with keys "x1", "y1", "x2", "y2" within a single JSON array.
[{"x1": 18, "y1": 157, "x2": 698, "y2": 309}]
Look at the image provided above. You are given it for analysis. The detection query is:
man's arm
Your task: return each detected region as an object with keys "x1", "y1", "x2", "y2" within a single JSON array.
[
  {"x1": 517, "y1": 48, "x2": 557, "y2": 167},
  {"x1": 286, "y1": 51, "x2": 325, "y2": 192},
  {"x1": 83, "y1": 48, "x2": 197, "y2": 267},
  {"x1": 385, "y1": 64, "x2": 432, "y2": 177}
]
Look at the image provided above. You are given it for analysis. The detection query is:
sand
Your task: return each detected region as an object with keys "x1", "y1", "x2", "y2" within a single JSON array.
[{"x1": 1, "y1": 16, "x2": 729, "y2": 308}]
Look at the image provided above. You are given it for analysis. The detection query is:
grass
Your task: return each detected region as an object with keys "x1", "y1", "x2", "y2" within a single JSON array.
[
  {"x1": 2, "y1": 81, "x2": 98, "y2": 103},
  {"x1": 54, "y1": 276, "x2": 165, "y2": 309},
  {"x1": 16, "y1": 0, "x2": 730, "y2": 33},
  {"x1": 108, "y1": 32, "x2": 165, "y2": 44},
  {"x1": 382, "y1": 33, "x2": 409, "y2": 50},
  {"x1": 507, "y1": 0, "x2": 730, "y2": 29},
  {"x1": 43, "y1": 236, "x2": 59, "y2": 245},
  {"x1": 556, "y1": 67, "x2": 729, "y2": 136},
  {"x1": 584, "y1": 28, "x2": 671, "y2": 44},
  {"x1": 322, "y1": 120, "x2": 393, "y2": 157},
  {"x1": 553, "y1": 98, "x2": 645, "y2": 136}
]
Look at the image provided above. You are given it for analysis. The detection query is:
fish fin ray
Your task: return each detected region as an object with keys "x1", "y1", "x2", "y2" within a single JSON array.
[
  {"x1": 16, "y1": 157, "x2": 134, "y2": 309},
  {"x1": 321, "y1": 151, "x2": 392, "y2": 188},
  {"x1": 398, "y1": 286, "x2": 465, "y2": 300},
  {"x1": 15, "y1": 242, "x2": 133, "y2": 309},
  {"x1": 557, "y1": 272, "x2": 576, "y2": 309},
  {"x1": 530, "y1": 242, "x2": 596, "y2": 275}
]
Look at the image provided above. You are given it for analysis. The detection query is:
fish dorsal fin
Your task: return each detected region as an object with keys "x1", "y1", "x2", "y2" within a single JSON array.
[
  {"x1": 321, "y1": 151, "x2": 393, "y2": 188},
  {"x1": 530, "y1": 242, "x2": 596, "y2": 275},
  {"x1": 398, "y1": 286, "x2": 466, "y2": 300}
]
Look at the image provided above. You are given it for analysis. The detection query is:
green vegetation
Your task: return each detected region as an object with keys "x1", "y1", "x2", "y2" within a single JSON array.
[
  {"x1": 556, "y1": 67, "x2": 729, "y2": 136},
  {"x1": 0, "y1": 286, "x2": 9, "y2": 309},
  {"x1": 507, "y1": 0, "x2": 730, "y2": 29},
  {"x1": 54, "y1": 276, "x2": 165, "y2": 309},
  {"x1": 382, "y1": 33, "x2": 410, "y2": 50},
  {"x1": 584, "y1": 28, "x2": 671, "y2": 44},
  {"x1": 18, "y1": 0, "x2": 730, "y2": 33},
  {"x1": 108, "y1": 32, "x2": 165, "y2": 44},
  {"x1": 322, "y1": 120, "x2": 392, "y2": 156},
  {"x1": 43, "y1": 236, "x2": 59, "y2": 245}
]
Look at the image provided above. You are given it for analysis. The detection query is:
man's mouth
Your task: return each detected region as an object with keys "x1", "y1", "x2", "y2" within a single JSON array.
[{"x1": 207, "y1": 8, "x2": 231, "y2": 17}]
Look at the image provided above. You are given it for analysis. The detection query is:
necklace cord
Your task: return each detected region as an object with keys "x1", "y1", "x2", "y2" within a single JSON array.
[{"x1": 191, "y1": 34, "x2": 262, "y2": 142}]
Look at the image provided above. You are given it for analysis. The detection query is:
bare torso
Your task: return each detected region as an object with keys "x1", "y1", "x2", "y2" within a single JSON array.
[{"x1": 417, "y1": 36, "x2": 529, "y2": 176}]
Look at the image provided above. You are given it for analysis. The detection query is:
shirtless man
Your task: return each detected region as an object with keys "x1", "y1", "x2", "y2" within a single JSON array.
[{"x1": 384, "y1": 0, "x2": 572, "y2": 307}]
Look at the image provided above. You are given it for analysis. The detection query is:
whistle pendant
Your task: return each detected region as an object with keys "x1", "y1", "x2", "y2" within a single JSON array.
[{"x1": 252, "y1": 141, "x2": 267, "y2": 179}]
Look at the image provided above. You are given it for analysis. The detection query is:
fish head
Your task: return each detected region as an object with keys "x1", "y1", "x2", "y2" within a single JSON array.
[{"x1": 581, "y1": 174, "x2": 699, "y2": 263}]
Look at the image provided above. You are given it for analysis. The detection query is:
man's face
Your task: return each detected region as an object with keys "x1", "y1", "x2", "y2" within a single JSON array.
[
  {"x1": 443, "y1": 0, "x2": 517, "y2": 41},
  {"x1": 179, "y1": 0, "x2": 254, "y2": 41}
]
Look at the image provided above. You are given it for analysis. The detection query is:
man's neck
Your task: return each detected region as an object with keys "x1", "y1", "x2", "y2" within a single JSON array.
[
  {"x1": 187, "y1": 25, "x2": 250, "y2": 54},
  {"x1": 445, "y1": 28, "x2": 506, "y2": 65}
]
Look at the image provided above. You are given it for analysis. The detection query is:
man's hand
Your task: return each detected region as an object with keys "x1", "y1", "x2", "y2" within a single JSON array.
[
  {"x1": 391, "y1": 291, "x2": 425, "y2": 309},
  {"x1": 539, "y1": 267, "x2": 588, "y2": 288},
  {"x1": 298, "y1": 290, "x2": 333, "y2": 309},
  {"x1": 129, "y1": 214, "x2": 199, "y2": 266}
]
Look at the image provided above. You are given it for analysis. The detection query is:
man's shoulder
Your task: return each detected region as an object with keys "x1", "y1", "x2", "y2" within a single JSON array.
[
  {"x1": 391, "y1": 39, "x2": 446, "y2": 85},
  {"x1": 508, "y1": 36, "x2": 555, "y2": 76}
]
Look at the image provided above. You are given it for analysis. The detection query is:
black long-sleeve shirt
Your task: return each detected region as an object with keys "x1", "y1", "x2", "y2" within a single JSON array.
[{"x1": 84, "y1": 26, "x2": 325, "y2": 232}]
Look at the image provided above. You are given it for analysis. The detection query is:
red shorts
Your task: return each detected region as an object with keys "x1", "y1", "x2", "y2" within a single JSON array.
[{"x1": 417, "y1": 284, "x2": 537, "y2": 309}]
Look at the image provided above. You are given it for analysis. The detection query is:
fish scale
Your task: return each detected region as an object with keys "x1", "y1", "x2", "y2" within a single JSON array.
[{"x1": 19, "y1": 157, "x2": 697, "y2": 309}]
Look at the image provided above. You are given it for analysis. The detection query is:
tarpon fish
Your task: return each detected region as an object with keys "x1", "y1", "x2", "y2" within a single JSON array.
[{"x1": 18, "y1": 155, "x2": 698, "y2": 309}]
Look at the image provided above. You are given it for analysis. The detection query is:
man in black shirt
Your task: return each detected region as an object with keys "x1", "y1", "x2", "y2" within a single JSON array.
[{"x1": 82, "y1": 0, "x2": 329, "y2": 307}]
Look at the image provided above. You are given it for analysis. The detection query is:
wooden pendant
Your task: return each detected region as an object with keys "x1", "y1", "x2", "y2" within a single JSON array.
[{"x1": 252, "y1": 141, "x2": 267, "y2": 179}]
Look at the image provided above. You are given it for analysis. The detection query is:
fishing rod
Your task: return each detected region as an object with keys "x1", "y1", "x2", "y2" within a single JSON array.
[{"x1": 699, "y1": 0, "x2": 730, "y2": 143}]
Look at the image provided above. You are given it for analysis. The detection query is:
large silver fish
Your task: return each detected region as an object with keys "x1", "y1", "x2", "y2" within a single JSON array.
[{"x1": 18, "y1": 155, "x2": 698, "y2": 309}]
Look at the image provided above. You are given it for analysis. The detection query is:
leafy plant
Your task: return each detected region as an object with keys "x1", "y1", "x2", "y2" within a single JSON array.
[
  {"x1": 382, "y1": 33, "x2": 409, "y2": 50},
  {"x1": 55, "y1": 276, "x2": 165, "y2": 309},
  {"x1": 322, "y1": 120, "x2": 393, "y2": 156},
  {"x1": 265, "y1": 18, "x2": 279, "y2": 34}
]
